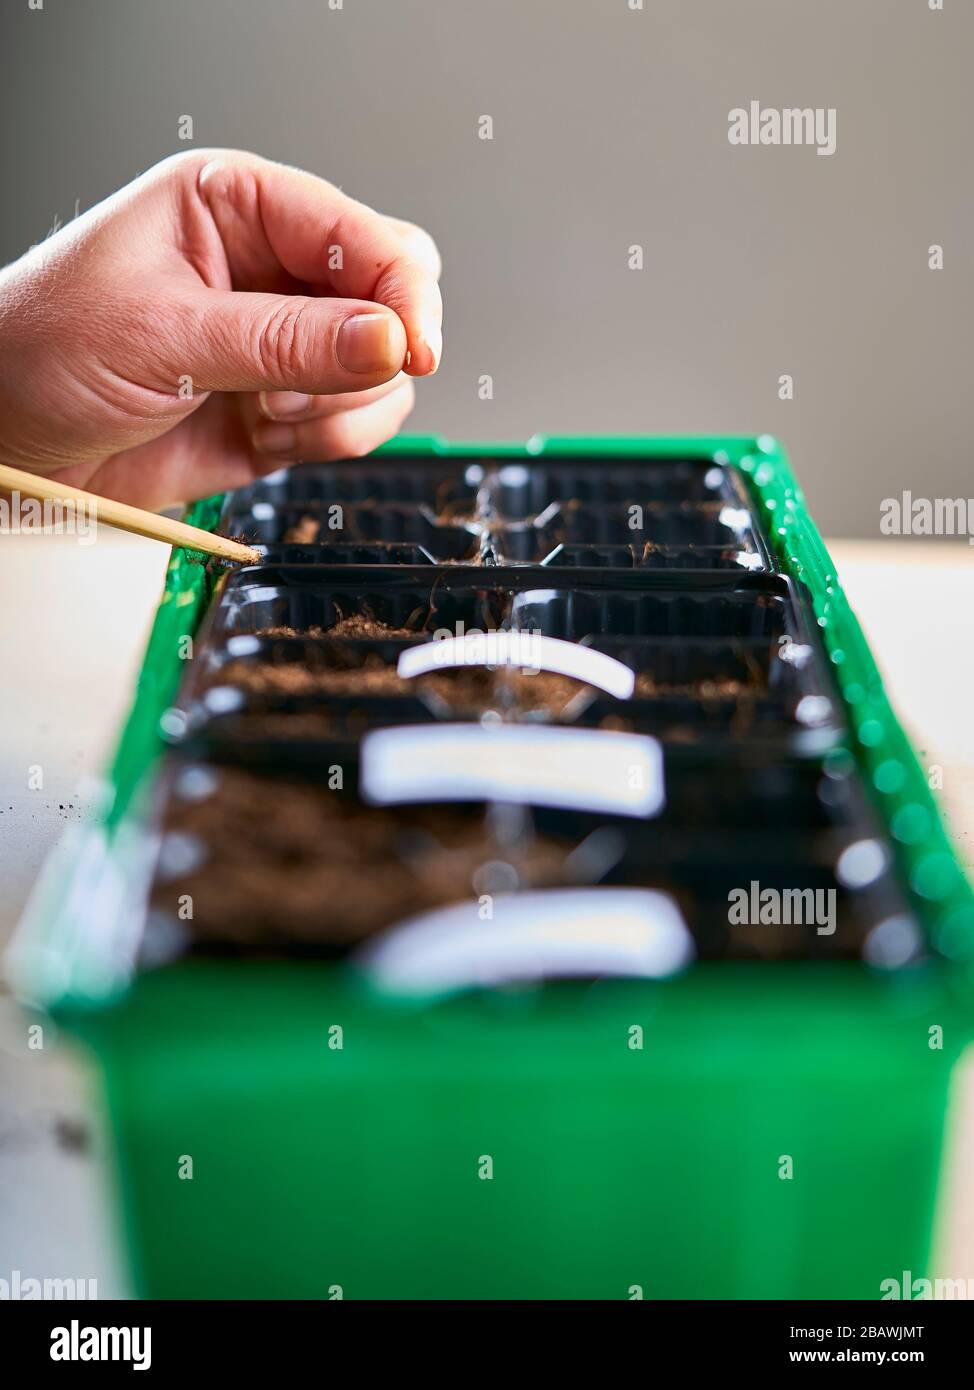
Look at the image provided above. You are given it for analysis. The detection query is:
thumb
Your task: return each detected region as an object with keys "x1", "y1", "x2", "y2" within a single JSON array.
[{"x1": 162, "y1": 290, "x2": 408, "y2": 395}]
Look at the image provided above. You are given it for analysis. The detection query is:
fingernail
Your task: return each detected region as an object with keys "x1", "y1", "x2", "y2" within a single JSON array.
[
  {"x1": 253, "y1": 423, "x2": 297, "y2": 454},
  {"x1": 337, "y1": 313, "x2": 400, "y2": 373},
  {"x1": 259, "y1": 391, "x2": 312, "y2": 419}
]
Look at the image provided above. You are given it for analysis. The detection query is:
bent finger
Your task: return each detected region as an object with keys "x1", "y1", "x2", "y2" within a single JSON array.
[
  {"x1": 251, "y1": 378, "x2": 416, "y2": 460},
  {"x1": 382, "y1": 215, "x2": 442, "y2": 280},
  {"x1": 256, "y1": 373, "x2": 410, "y2": 422}
]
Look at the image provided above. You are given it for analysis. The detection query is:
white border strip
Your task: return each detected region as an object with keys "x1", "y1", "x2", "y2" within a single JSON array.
[
  {"x1": 360, "y1": 724, "x2": 664, "y2": 817},
  {"x1": 397, "y1": 631, "x2": 635, "y2": 700},
  {"x1": 360, "y1": 888, "x2": 693, "y2": 997}
]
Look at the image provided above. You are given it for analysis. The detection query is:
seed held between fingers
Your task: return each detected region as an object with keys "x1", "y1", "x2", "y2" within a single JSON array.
[{"x1": 420, "y1": 312, "x2": 442, "y2": 373}]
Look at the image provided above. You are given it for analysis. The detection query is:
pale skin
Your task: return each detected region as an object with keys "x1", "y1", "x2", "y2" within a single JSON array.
[{"x1": 0, "y1": 149, "x2": 443, "y2": 510}]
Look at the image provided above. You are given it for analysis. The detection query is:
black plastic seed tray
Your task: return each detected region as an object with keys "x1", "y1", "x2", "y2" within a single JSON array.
[
  {"x1": 208, "y1": 566, "x2": 792, "y2": 641},
  {"x1": 142, "y1": 450, "x2": 920, "y2": 965},
  {"x1": 165, "y1": 565, "x2": 839, "y2": 755},
  {"x1": 223, "y1": 460, "x2": 485, "y2": 510},
  {"x1": 222, "y1": 455, "x2": 769, "y2": 571},
  {"x1": 144, "y1": 753, "x2": 906, "y2": 963},
  {"x1": 490, "y1": 458, "x2": 755, "y2": 509},
  {"x1": 221, "y1": 455, "x2": 753, "y2": 517},
  {"x1": 238, "y1": 501, "x2": 480, "y2": 550},
  {"x1": 257, "y1": 541, "x2": 446, "y2": 566}
]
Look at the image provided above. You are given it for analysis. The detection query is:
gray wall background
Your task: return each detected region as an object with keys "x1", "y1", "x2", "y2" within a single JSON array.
[{"x1": 0, "y1": 0, "x2": 969, "y2": 536}]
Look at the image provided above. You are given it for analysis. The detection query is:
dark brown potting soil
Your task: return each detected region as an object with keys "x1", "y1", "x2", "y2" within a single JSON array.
[
  {"x1": 328, "y1": 613, "x2": 418, "y2": 638},
  {"x1": 415, "y1": 666, "x2": 495, "y2": 709},
  {"x1": 153, "y1": 767, "x2": 567, "y2": 947},
  {"x1": 209, "y1": 710, "x2": 352, "y2": 739},
  {"x1": 256, "y1": 624, "x2": 331, "y2": 638},
  {"x1": 505, "y1": 669, "x2": 589, "y2": 713},
  {"x1": 212, "y1": 655, "x2": 589, "y2": 719},
  {"x1": 634, "y1": 674, "x2": 758, "y2": 699},
  {"x1": 417, "y1": 667, "x2": 587, "y2": 716},
  {"x1": 255, "y1": 615, "x2": 419, "y2": 640},
  {"x1": 216, "y1": 655, "x2": 408, "y2": 698}
]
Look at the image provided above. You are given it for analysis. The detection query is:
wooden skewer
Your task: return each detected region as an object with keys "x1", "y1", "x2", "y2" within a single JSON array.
[{"x1": 0, "y1": 461, "x2": 262, "y2": 566}]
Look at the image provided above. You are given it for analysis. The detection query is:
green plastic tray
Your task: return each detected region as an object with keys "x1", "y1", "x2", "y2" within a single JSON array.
[{"x1": 10, "y1": 434, "x2": 974, "y2": 1300}]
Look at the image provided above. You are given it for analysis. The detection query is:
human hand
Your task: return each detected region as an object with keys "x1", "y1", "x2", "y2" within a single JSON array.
[{"x1": 0, "y1": 150, "x2": 442, "y2": 509}]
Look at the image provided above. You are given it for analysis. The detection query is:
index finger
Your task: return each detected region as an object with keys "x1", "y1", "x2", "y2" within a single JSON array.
[{"x1": 382, "y1": 215, "x2": 442, "y2": 281}]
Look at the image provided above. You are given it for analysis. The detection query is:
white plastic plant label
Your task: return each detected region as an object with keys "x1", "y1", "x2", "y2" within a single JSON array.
[
  {"x1": 396, "y1": 630, "x2": 636, "y2": 699},
  {"x1": 360, "y1": 888, "x2": 693, "y2": 997},
  {"x1": 359, "y1": 724, "x2": 664, "y2": 817}
]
